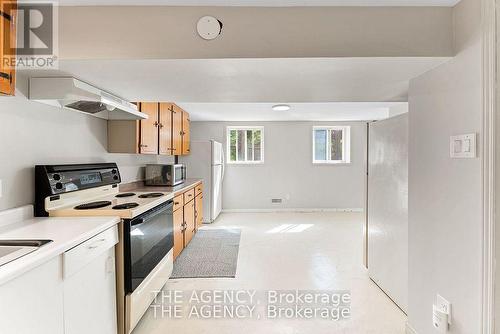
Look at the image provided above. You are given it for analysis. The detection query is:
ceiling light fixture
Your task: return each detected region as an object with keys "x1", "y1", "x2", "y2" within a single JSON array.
[{"x1": 272, "y1": 104, "x2": 291, "y2": 112}]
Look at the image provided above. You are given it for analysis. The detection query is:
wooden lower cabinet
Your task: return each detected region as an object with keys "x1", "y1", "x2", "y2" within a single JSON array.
[
  {"x1": 195, "y1": 194, "x2": 203, "y2": 229},
  {"x1": 173, "y1": 208, "x2": 184, "y2": 259},
  {"x1": 172, "y1": 182, "x2": 203, "y2": 260},
  {"x1": 184, "y1": 200, "x2": 195, "y2": 246}
]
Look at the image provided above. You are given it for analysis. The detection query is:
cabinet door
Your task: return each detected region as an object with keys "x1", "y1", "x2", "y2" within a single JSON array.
[
  {"x1": 195, "y1": 193, "x2": 203, "y2": 229},
  {"x1": 0, "y1": 257, "x2": 64, "y2": 334},
  {"x1": 139, "y1": 102, "x2": 159, "y2": 154},
  {"x1": 172, "y1": 104, "x2": 183, "y2": 155},
  {"x1": 173, "y1": 208, "x2": 184, "y2": 259},
  {"x1": 0, "y1": 1, "x2": 16, "y2": 96},
  {"x1": 64, "y1": 249, "x2": 117, "y2": 334},
  {"x1": 159, "y1": 103, "x2": 173, "y2": 155},
  {"x1": 184, "y1": 200, "x2": 195, "y2": 246},
  {"x1": 181, "y1": 110, "x2": 191, "y2": 155}
]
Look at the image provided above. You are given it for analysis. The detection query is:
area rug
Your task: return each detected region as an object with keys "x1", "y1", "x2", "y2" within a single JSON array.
[{"x1": 170, "y1": 228, "x2": 241, "y2": 279}]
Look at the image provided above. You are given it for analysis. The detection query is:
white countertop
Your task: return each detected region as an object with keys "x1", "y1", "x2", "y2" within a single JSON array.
[{"x1": 0, "y1": 213, "x2": 120, "y2": 286}]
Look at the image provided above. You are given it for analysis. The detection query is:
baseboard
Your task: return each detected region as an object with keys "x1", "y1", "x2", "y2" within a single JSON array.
[
  {"x1": 221, "y1": 208, "x2": 364, "y2": 213},
  {"x1": 405, "y1": 322, "x2": 417, "y2": 334}
]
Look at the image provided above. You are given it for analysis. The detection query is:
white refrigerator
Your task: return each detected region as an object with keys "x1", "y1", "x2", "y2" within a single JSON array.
[{"x1": 180, "y1": 140, "x2": 225, "y2": 223}]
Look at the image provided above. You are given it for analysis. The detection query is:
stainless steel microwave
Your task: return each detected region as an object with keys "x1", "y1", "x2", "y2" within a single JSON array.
[{"x1": 145, "y1": 164, "x2": 186, "y2": 186}]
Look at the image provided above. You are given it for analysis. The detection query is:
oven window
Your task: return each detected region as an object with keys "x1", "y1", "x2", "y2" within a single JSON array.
[{"x1": 127, "y1": 201, "x2": 173, "y2": 292}]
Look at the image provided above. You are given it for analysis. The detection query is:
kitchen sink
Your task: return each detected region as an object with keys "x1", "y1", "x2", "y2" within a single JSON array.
[{"x1": 0, "y1": 239, "x2": 53, "y2": 267}]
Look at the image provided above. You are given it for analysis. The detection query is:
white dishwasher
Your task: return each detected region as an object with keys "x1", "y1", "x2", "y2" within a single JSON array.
[{"x1": 63, "y1": 225, "x2": 118, "y2": 334}]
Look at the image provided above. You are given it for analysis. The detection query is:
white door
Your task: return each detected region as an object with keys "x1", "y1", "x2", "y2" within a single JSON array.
[
  {"x1": 368, "y1": 113, "x2": 408, "y2": 312},
  {"x1": 211, "y1": 164, "x2": 223, "y2": 221}
]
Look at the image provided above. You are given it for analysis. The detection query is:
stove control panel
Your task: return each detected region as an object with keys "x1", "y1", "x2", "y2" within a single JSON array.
[{"x1": 35, "y1": 163, "x2": 121, "y2": 217}]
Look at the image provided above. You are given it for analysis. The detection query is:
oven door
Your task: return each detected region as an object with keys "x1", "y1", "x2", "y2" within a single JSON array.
[{"x1": 124, "y1": 200, "x2": 174, "y2": 293}]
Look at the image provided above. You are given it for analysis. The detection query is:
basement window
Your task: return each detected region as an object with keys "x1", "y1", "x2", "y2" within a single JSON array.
[
  {"x1": 312, "y1": 126, "x2": 351, "y2": 164},
  {"x1": 227, "y1": 126, "x2": 264, "y2": 164}
]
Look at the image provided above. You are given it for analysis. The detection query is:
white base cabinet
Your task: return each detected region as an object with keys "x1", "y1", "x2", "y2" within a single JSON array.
[
  {"x1": 0, "y1": 225, "x2": 118, "y2": 334},
  {"x1": 0, "y1": 256, "x2": 65, "y2": 334}
]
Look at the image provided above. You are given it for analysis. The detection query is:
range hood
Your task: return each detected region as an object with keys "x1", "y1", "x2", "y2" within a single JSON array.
[{"x1": 29, "y1": 77, "x2": 148, "y2": 120}]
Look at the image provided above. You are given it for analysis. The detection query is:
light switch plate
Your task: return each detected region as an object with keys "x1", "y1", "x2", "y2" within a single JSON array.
[
  {"x1": 436, "y1": 294, "x2": 451, "y2": 325},
  {"x1": 450, "y1": 134, "x2": 476, "y2": 158}
]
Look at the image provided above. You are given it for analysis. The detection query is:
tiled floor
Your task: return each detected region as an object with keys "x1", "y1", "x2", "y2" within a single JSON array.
[{"x1": 133, "y1": 212, "x2": 406, "y2": 334}]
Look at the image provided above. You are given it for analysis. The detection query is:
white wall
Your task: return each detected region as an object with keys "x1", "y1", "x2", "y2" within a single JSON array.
[
  {"x1": 407, "y1": 0, "x2": 482, "y2": 332},
  {"x1": 0, "y1": 77, "x2": 173, "y2": 211},
  {"x1": 190, "y1": 121, "x2": 367, "y2": 211}
]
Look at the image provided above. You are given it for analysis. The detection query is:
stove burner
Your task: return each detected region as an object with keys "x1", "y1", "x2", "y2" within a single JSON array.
[
  {"x1": 74, "y1": 201, "x2": 112, "y2": 210},
  {"x1": 112, "y1": 203, "x2": 139, "y2": 210},
  {"x1": 116, "y1": 193, "x2": 136, "y2": 198},
  {"x1": 138, "y1": 192, "x2": 164, "y2": 199}
]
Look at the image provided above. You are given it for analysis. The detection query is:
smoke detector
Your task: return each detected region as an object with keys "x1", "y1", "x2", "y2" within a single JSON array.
[{"x1": 197, "y1": 16, "x2": 223, "y2": 40}]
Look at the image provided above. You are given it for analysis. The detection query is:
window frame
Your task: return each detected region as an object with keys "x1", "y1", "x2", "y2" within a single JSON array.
[
  {"x1": 226, "y1": 126, "x2": 265, "y2": 165},
  {"x1": 312, "y1": 126, "x2": 351, "y2": 165}
]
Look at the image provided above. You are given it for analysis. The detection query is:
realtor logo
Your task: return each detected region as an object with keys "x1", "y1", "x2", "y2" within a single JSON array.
[
  {"x1": 16, "y1": 3, "x2": 54, "y2": 55},
  {"x1": 2, "y1": 1, "x2": 58, "y2": 69}
]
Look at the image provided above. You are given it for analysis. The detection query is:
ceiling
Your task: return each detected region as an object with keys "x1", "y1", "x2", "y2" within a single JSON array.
[
  {"x1": 178, "y1": 102, "x2": 407, "y2": 121},
  {"x1": 21, "y1": 57, "x2": 449, "y2": 104},
  {"x1": 53, "y1": 0, "x2": 460, "y2": 6}
]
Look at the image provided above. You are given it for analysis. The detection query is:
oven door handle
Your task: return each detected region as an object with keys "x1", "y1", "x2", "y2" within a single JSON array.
[
  {"x1": 131, "y1": 218, "x2": 146, "y2": 226},
  {"x1": 130, "y1": 200, "x2": 174, "y2": 227}
]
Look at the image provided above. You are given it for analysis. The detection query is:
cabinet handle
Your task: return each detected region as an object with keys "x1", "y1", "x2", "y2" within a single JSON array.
[
  {"x1": 154, "y1": 121, "x2": 159, "y2": 127},
  {"x1": 87, "y1": 238, "x2": 106, "y2": 250},
  {"x1": 158, "y1": 123, "x2": 164, "y2": 129},
  {"x1": 0, "y1": 72, "x2": 11, "y2": 83},
  {"x1": 0, "y1": 11, "x2": 12, "y2": 21},
  {"x1": 174, "y1": 202, "x2": 180, "y2": 205},
  {"x1": 140, "y1": 144, "x2": 148, "y2": 148}
]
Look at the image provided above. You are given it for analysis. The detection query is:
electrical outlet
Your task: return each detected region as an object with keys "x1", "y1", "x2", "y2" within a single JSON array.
[
  {"x1": 436, "y1": 294, "x2": 451, "y2": 325},
  {"x1": 271, "y1": 198, "x2": 282, "y2": 204}
]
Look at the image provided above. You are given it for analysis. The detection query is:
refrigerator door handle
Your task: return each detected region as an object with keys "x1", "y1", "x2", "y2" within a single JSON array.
[{"x1": 221, "y1": 148, "x2": 226, "y2": 181}]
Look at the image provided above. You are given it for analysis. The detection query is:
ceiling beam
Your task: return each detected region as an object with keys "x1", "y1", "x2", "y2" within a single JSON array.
[{"x1": 58, "y1": 6, "x2": 454, "y2": 59}]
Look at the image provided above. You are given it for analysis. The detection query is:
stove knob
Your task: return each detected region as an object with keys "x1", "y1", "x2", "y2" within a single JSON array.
[
  {"x1": 55, "y1": 182, "x2": 63, "y2": 190},
  {"x1": 112, "y1": 169, "x2": 117, "y2": 174},
  {"x1": 53, "y1": 174, "x2": 61, "y2": 181},
  {"x1": 113, "y1": 175, "x2": 119, "y2": 181}
]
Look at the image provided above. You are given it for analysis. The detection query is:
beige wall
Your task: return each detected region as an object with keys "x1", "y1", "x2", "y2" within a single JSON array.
[
  {"x1": 407, "y1": 0, "x2": 482, "y2": 332},
  {"x1": 59, "y1": 6, "x2": 454, "y2": 59},
  {"x1": 190, "y1": 121, "x2": 367, "y2": 210},
  {"x1": 0, "y1": 76, "x2": 173, "y2": 211}
]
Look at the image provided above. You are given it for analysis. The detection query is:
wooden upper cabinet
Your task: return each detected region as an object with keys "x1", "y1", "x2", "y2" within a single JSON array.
[
  {"x1": 158, "y1": 103, "x2": 173, "y2": 155},
  {"x1": 182, "y1": 110, "x2": 190, "y2": 155},
  {"x1": 138, "y1": 102, "x2": 159, "y2": 154},
  {"x1": 172, "y1": 104, "x2": 183, "y2": 155},
  {"x1": 107, "y1": 101, "x2": 191, "y2": 156},
  {"x1": 0, "y1": 0, "x2": 16, "y2": 96}
]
